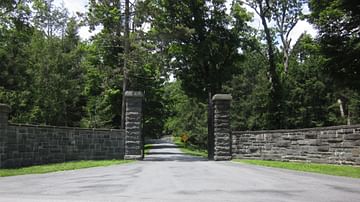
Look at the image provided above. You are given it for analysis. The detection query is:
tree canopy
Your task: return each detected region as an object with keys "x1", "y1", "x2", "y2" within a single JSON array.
[{"x1": 0, "y1": 0, "x2": 359, "y2": 147}]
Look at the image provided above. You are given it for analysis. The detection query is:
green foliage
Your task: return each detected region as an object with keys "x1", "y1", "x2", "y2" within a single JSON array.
[
  {"x1": 227, "y1": 50, "x2": 270, "y2": 130},
  {"x1": 282, "y1": 34, "x2": 332, "y2": 128},
  {"x1": 79, "y1": 40, "x2": 122, "y2": 128},
  {"x1": 228, "y1": 33, "x2": 360, "y2": 130},
  {"x1": 0, "y1": 0, "x2": 358, "y2": 150},
  {"x1": 309, "y1": 0, "x2": 360, "y2": 91},
  {"x1": 126, "y1": 33, "x2": 169, "y2": 138},
  {"x1": 164, "y1": 81, "x2": 208, "y2": 148},
  {"x1": 0, "y1": 1, "x2": 86, "y2": 126},
  {"x1": 145, "y1": 0, "x2": 250, "y2": 100}
]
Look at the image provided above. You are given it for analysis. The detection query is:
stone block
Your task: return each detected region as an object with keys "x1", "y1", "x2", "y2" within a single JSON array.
[
  {"x1": 354, "y1": 140, "x2": 360, "y2": 146},
  {"x1": 249, "y1": 147, "x2": 259, "y2": 153},
  {"x1": 308, "y1": 139, "x2": 321, "y2": 146},
  {"x1": 275, "y1": 141, "x2": 290, "y2": 147},
  {"x1": 125, "y1": 148, "x2": 142, "y2": 155},
  {"x1": 297, "y1": 140, "x2": 309, "y2": 145},
  {"x1": 126, "y1": 117, "x2": 141, "y2": 122},
  {"x1": 214, "y1": 123, "x2": 230, "y2": 128},
  {"x1": 215, "y1": 138, "x2": 230, "y2": 146},
  {"x1": 283, "y1": 134, "x2": 300, "y2": 140},
  {"x1": 214, "y1": 155, "x2": 232, "y2": 161},
  {"x1": 262, "y1": 154, "x2": 281, "y2": 160},
  {"x1": 344, "y1": 134, "x2": 360, "y2": 140},
  {"x1": 337, "y1": 128, "x2": 355, "y2": 134},
  {"x1": 352, "y1": 148, "x2": 360, "y2": 156},
  {"x1": 305, "y1": 132, "x2": 318, "y2": 139},
  {"x1": 331, "y1": 141, "x2": 355, "y2": 148},
  {"x1": 282, "y1": 155, "x2": 307, "y2": 161},
  {"x1": 307, "y1": 154, "x2": 322, "y2": 159},
  {"x1": 214, "y1": 146, "x2": 231, "y2": 152},
  {"x1": 327, "y1": 138, "x2": 343, "y2": 143},
  {"x1": 317, "y1": 145, "x2": 329, "y2": 152},
  {"x1": 319, "y1": 132, "x2": 337, "y2": 139},
  {"x1": 311, "y1": 159, "x2": 329, "y2": 164}
]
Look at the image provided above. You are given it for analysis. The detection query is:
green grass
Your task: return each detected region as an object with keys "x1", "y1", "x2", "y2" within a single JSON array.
[
  {"x1": 173, "y1": 137, "x2": 208, "y2": 158},
  {"x1": 234, "y1": 159, "x2": 360, "y2": 178},
  {"x1": 0, "y1": 160, "x2": 134, "y2": 177},
  {"x1": 144, "y1": 144, "x2": 153, "y2": 155}
]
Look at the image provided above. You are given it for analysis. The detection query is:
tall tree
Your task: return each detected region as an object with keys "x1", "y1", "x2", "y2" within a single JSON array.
[
  {"x1": 121, "y1": 0, "x2": 130, "y2": 129},
  {"x1": 243, "y1": 0, "x2": 283, "y2": 128},
  {"x1": 284, "y1": 33, "x2": 331, "y2": 128},
  {"x1": 85, "y1": 0, "x2": 124, "y2": 128},
  {"x1": 309, "y1": 0, "x2": 360, "y2": 125},
  {"x1": 28, "y1": 2, "x2": 85, "y2": 125},
  {"x1": 309, "y1": 0, "x2": 360, "y2": 91},
  {"x1": 271, "y1": 0, "x2": 305, "y2": 74},
  {"x1": 142, "y1": 0, "x2": 250, "y2": 153},
  {"x1": 0, "y1": 0, "x2": 33, "y2": 121}
]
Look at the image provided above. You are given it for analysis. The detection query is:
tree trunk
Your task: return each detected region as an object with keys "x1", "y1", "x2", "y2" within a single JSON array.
[
  {"x1": 259, "y1": 3, "x2": 282, "y2": 129},
  {"x1": 121, "y1": 0, "x2": 130, "y2": 129},
  {"x1": 283, "y1": 42, "x2": 289, "y2": 74},
  {"x1": 337, "y1": 98, "x2": 345, "y2": 118}
]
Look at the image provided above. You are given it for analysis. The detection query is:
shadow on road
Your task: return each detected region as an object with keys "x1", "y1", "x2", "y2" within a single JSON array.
[
  {"x1": 144, "y1": 138, "x2": 207, "y2": 162},
  {"x1": 147, "y1": 152, "x2": 185, "y2": 155},
  {"x1": 147, "y1": 145, "x2": 179, "y2": 149}
]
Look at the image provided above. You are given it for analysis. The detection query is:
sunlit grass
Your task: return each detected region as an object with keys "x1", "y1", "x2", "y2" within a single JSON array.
[
  {"x1": 234, "y1": 159, "x2": 360, "y2": 178},
  {"x1": 0, "y1": 160, "x2": 134, "y2": 177}
]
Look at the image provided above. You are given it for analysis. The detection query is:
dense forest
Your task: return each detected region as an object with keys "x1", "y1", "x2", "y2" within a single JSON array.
[{"x1": 0, "y1": 0, "x2": 359, "y2": 147}]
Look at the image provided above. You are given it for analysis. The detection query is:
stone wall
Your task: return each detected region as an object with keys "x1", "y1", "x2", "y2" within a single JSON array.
[
  {"x1": 212, "y1": 94, "x2": 232, "y2": 161},
  {"x1": 0, "y1": 90, "x2": 144, "y2": 168},
  {"x1": 124, "y1": 91, "x2": 143, "y2": 160},
  {"x1": 0, "y1": 123, "x2": 125, "y2": 168},
  {"x1": 232, "y1": 125, "x2": 360, "y2": 165}
]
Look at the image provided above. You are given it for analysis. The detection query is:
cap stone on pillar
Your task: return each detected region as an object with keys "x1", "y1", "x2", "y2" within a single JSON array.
[
  {"x1": 125, "y1": 91, "x2": 144, "y2": 98},
  {"x1": 212, "y1": 94, "x2": 232, "y2": 101}
]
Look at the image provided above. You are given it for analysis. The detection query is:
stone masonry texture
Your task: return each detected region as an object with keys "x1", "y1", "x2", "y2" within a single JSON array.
[
  {"x1": 0, "y1": 124, "x2": 125, "y2": 168},
  {"x1": 232, "y1": 125, "x2": 360, "y2": 165},
  {"x1": 124, "y1": 91, "x2": 143, "y2": 160},
  {"x1": 0, "y1": 90, "x2": 146, "y2": 168},
  {"x1": 0, "y1": 104, "x2": 125, "y2": 168},
  {"x1": 213, "y1": 94, "x2": 232, "y2": 161}
]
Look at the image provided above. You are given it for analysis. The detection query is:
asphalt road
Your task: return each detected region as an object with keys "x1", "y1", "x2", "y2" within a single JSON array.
[{"x1": 0, "y1": 140, "x2": 359, "y2": 202}]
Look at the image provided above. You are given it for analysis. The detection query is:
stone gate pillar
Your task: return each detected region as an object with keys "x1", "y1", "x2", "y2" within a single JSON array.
[
  {"x1": 0, "y1": 104, "x2": 10, "y2": 128},
  {"x1": 124, "y1": 91, "x2": 143, "y2": 160},
  {"x1": 212, "y1": 94, "x2": 232, "y2": 161}
]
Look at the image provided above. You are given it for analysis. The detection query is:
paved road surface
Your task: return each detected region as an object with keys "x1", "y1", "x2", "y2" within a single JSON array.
[{"x1": 0, "y1": 140, "x2": 359, "y2": 202}]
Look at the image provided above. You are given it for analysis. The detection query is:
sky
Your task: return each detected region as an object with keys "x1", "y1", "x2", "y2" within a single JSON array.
[
  {"x1": 54, "y1": 0, "x2": 317, "y2": 46},
  {"x1": 54, "y1": 0, "x2": 92, "y2": 39}
]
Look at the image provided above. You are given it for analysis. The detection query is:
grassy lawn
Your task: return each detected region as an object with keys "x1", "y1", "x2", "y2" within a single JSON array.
[
  {"x1": 0, "y1": 160, "x2": 134, "y2": 177},
  {"x1": 173, "y1": 137, "x2": 208, "y2": 158},
  {"x1": 234, "y1": 159, "x2": 360, "y2": 178}
]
